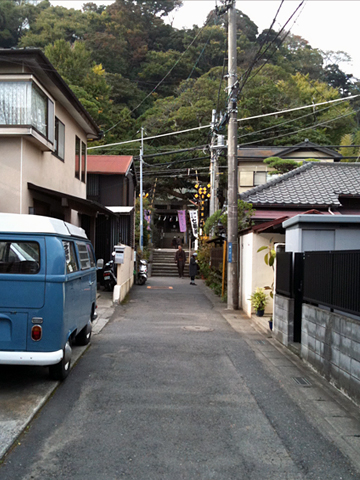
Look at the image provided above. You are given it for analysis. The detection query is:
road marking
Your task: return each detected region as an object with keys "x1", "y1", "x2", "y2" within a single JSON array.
[{"x1": 147, "y1": 286, "x2": 173, "y2": 290}]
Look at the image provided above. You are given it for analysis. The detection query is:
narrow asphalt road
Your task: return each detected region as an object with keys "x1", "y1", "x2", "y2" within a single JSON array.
[{"x1": 1, "y1": 277, "x2": 359, "y2": 480}]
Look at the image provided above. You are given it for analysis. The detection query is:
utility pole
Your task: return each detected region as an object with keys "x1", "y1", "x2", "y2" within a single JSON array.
[
  {"x1": 227, "y1": 0, "x2": 238, "y2": 310},
  {"x1": 209, "y1": 109, "x2": 217, "y2": 217},
  {"x1": 139, "y1": 127, "x2": 144, "y2": 252}
]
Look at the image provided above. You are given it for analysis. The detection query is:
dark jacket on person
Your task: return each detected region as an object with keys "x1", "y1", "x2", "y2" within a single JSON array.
[
  {"x1": 175, "y1": 249, "x2": 186, "y2": 263},
  {"x1": 189, "y1": 256, "x2": 198, "y2": 277}
]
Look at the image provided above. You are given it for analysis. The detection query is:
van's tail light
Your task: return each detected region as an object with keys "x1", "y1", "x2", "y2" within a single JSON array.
[{"x1": 31, "y1": 325, "x2": 42, "y2": 341}]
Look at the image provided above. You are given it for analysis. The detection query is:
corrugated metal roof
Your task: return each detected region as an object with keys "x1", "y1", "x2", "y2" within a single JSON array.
[
  {"x1": 240, "y1": 163, "x2": 360, "y2": 207},
  {"x1": 87, "y1": 155, "x2": 133, "y2": 175}
]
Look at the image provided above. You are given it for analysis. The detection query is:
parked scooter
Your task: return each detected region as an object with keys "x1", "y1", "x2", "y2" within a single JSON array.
[
  {"x1": 137, "y1": 259, "x2": 148, "y2": 285},
  {"x1": 103, "y1": 259, "x2": 117, "y2": 291}
]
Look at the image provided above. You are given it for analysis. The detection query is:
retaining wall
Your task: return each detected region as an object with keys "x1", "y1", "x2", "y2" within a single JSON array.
[
  {"x1": 273, "y1": 294, "x2": 294, "y2": 346},
  {"x1": 301, "y1": 304, "x2": 360, "y2": 405}
]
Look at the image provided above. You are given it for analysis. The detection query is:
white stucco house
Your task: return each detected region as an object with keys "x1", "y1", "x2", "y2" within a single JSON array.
[{"x1": 0, "y1": 48, "x2": 111, "y2": 244}]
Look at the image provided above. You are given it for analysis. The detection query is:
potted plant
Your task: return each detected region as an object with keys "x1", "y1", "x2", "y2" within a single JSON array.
[{"x1": 249, "y1": 288, "x2": 268, "y2": 317}]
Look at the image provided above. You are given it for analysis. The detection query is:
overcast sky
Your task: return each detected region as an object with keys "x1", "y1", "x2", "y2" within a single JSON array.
[{"x1": 50, "y1": 0, "x2": 360, "y2": 79}]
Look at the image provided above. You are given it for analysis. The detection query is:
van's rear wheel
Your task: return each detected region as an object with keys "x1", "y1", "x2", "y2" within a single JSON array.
[
  {"x1": 49, "y1": 341, "x2": 72, "y2": 381},
  {"x1": 75, "y1": 319, "x2": 92, "y2": 346}
]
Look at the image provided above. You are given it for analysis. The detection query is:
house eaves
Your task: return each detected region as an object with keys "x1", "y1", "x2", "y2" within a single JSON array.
[
  {"x1": 237, "y1": 141, "x2": 342, "y2": 162},
  {"x1": 0, "y1": 49, "x2": 102, "y2": 140},
  {"x1": 28, "y1": 183, "x2": 114, "y2": 216},
  {"x1": 279, "y1": 140, "x2": 342, "y2": 161}
]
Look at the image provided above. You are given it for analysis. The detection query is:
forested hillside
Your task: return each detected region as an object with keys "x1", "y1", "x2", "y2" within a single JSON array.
[{"x1": 2, "y1": 0, "x2": 359, "y2": 192}]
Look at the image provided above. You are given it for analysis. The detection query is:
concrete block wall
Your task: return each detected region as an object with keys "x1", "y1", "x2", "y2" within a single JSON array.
[
  {"x1": 301, "y1": 304, "x2": 360, "y2": 404},
  {"x1": 273, "y1": 294, "x2": 294, "y2": 346}
]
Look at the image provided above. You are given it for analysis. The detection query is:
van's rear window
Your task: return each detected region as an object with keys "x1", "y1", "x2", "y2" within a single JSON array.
[{"x1": 0, "y1": 241, "x2": 40, "y2": 274}]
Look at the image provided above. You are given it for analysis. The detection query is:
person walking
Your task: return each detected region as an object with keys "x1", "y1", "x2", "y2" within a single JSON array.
[
  {"x1": 174, "y1": 245, "x2": 186, "y2": 278},
  {"x1": 172, "y1": 236, "x2": 177, "y2": 249},
  {"x1": 189, "y1": 252, "x2": 198, "y2": 285}
]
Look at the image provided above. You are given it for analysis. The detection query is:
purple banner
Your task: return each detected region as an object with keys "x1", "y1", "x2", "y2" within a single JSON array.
[
  {"x1": 178, "y1": 210, "x2": 187, "y2": 233},
  {"x1": 144, "y1": 210, "x2": 151, "y2": 230}
]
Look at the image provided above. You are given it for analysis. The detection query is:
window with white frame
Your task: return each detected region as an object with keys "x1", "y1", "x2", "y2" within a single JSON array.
[
  {"x1": 0, "y1": 80, "x2": 53, "y2": 141},
  {"x1": 254, "y1": 171, "x2": 267, "y2": 186}
]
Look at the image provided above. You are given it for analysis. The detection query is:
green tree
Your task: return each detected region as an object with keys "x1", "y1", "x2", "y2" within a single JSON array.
[
  {"x1": 204, "y1": 200, "x2": 255, "y2": 236},
  {"x1": 338, "y1": 131, "x2": 360, "y2": 162},
  {"x1": 263, "y1": 157, "x2": 301, "y2": 175},
  {"x1": 0, "y1": 0, "x2": 40, "y2": 47},
  {"x1": 45, "y1": 40, "x2": 115, "y2": 130},
  {"x1": 19, "y1": 3, "x2": 88, "y2": 48}
]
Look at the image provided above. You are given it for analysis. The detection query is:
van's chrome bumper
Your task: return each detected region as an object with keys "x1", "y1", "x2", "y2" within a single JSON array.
[{"x1": 0, "y1": 349, "x2": 63, "y2": 366}]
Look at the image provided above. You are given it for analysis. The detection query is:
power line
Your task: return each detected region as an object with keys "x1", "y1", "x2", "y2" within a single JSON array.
[
  {"x1": 87, "y1": 95, "x2": 358, "y2": 151},
  {"x1": 141, "y1": 156, "x2": 210, "y2": 168},
  {"x1": 237, "y1": 95, "x2": 358, "y2": 124},
  {"x1": 236, "y1": 0, "x2": 287, "y2": 95},
  {"x1": 141, "y1": 145, "x2": 207, "y2": 159},
  {"x1": 88, "y1": 124, "x2": 211, "y2": 151},
  {"x1": 238, "y1": 103, "x2": 334, "y2": 140},
  {"x1": 240, "y1": 109, "x2": 358, "y2": 147},
  {"x1": 104, "y1": 20, "x2": 212, "y2": 135},
  {"x1": 244, "y1": 1, "x2": 305, "y2": 88}
]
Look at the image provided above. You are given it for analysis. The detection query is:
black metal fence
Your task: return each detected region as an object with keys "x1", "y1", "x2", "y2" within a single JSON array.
[
  {"x1": 303, "y1": 250, "x2": 360, "y2": 316},
  {"x1": 275, "y1": 252, "x2": 293, "y2": 297}
]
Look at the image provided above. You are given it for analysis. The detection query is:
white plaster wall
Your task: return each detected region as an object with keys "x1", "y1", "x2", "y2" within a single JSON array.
[
  {"x1": 285, "y1": 227, "x2": 302, "y2": 253},
  {"x1": 287, "y1": 151, "x2": 332, "y2": 161},
  {"x1": 22, "y1": 103, "x2": 87, "y2": 206},
  {"x1": 0, "y1": 103, "x2": 88, "y2": 225},
  {"x1": 0, "y1": 138, "x2": 21, "y2": 213},
  {"x1": 286, "y1": 225, "x2": 360, "y2": 253},
  {"x1": 114, "y1": 245, "x2": 135, "y2": 303},
  {"x1": 240, "y1": 232, "x2": 253, "y2": 317},
  {"x1": 335, "y1": 229, "x2": 360, "y2": 250},
  {"x1": 241, "y1": 232, "x2": 284, "y2": 317},
  {"x1": 238, "y1": 161, "x2": 275, "y2": 194}
]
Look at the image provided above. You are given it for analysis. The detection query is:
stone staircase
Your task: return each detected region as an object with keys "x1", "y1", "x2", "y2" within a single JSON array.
[{"x1": 151, "y1": 248, "x2": 189, "y2": 277}]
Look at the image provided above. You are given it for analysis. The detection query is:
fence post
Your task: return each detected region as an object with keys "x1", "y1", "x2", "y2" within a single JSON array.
[{"x1": 293, "y1": 253, "x2": 304, "y2": 343}]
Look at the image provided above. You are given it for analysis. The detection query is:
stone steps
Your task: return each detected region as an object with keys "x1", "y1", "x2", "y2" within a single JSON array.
[{"x1": 151, "y1": 249, "x2": 189, "y2": 277}]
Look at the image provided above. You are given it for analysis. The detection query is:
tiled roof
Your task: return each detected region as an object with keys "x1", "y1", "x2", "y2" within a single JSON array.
[
  {"x1": 240, "y1": 162, "x2": 360, "y2": 206},
  {"x1": 87, "y1": 155, "x2": 133, "y2": 175},
  {"x1": 238, "y1": 147, "x2": 283, "y2": 157}
]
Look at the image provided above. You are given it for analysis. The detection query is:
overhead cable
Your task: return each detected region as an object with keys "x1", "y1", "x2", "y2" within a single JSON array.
[
  {"x1": 87, "y1": 95, "x2": 358, "y2": 151},
  {"x1": 240, "y1": 109, "x2": 358, "y2": 146},
  {"x1": 104, "y1": 21, "x2": 211, "y2": 135}
]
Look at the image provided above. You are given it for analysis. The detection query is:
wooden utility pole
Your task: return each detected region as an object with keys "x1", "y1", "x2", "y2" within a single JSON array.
[
  {"x1": 139, "y1": 127, "x2": 144, "y2": 251},
  {"x1": 227, "y1": 0, "x2": 238, "y2": 309}
]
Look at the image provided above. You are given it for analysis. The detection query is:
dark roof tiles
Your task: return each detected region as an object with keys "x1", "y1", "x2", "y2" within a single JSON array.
[{"x1": 240, "y1": 163, "x2": 360, "y2": 206}]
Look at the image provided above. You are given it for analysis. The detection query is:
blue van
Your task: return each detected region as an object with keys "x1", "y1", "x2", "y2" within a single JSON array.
[{"x1": 0, "y1": 213, "x2": 99, "y2": 380}]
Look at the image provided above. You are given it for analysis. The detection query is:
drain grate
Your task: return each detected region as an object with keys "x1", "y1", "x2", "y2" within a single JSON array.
[
  {"x1": 254, "y1": 340, "x2": 267, "y2": 345},
  {"x1": 292, "y1": 376, "x2": 312, "y2": 386}
]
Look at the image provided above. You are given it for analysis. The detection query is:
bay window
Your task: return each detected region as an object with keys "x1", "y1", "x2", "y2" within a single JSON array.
[{"x1": 0, "y1": 78, "x2": 54, "y2": 143}]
